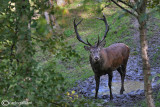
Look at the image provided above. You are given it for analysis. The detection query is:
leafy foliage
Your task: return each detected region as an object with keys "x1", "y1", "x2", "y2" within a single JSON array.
[
  {"x1": 0, "y1": 0, "x2": 79, "y2": 106},
  {"x1": 147, "y1": 0, "x2": 160, "y2": 8}
]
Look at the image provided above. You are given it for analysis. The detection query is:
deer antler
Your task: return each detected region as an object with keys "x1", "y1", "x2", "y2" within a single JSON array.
[
  {"x1": 96, "y1": 13, "x2": 109, "y2": 46},
  {"x1": 74, "y1": 18, "x2": 92, "y2": 46}
]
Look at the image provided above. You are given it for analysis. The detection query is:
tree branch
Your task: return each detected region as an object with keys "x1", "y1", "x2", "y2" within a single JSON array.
[
  {"x1": 111, "y1": 0, "x2": 138, "y2": 17},
  {"x1": 118, "y1": 0, "x2": 135, "y2": 9}
]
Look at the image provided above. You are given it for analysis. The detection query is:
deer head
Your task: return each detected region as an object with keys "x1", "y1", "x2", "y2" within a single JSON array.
[{"x1": 73, "y1": 14, "x2": 109, "y2": 62}]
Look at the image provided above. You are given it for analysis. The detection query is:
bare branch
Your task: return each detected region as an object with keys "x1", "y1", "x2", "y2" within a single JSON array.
[{"x1": 111, "y1": 0, "x2": 138, "y2": 18}]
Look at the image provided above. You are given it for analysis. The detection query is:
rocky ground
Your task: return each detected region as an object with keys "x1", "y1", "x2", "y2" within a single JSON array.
[{"x1": 70, "y1": 16, "x2": 160, "y2": 106}]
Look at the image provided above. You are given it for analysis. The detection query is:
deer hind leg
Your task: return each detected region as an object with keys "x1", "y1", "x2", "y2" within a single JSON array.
[
  {"x1": 117, "y1": 66, "x2": 125, "y2": 94},
  {"x1": 108, "y1": 72, "x2": 113, "y2": 100},
  {"x1": 95, "y1": 75, "x2": 100, "y2": 99}
]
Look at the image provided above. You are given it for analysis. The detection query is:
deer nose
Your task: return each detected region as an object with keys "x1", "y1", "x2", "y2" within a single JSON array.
[{"x1": 95, "y1": 57, "x2": 99, "y2": 61}]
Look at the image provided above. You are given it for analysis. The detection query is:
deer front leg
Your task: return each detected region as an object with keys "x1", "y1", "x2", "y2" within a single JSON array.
[
  {"x1": 108, "y1": 73, "x2": 113, "y2": 100},
  {"x1": 95, "y1": 75, "x2": 100, "y2": 99}
]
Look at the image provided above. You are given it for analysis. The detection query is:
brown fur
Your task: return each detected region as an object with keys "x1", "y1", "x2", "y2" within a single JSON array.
[
  {"x1": 101, "y1": 43, "x2": 130, "y2": 71},
  {"x1": 90, "y1": 43, "x2": 130, "y2": 100}
]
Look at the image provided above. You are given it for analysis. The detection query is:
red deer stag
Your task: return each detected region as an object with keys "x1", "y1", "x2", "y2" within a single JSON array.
[{"x1": 73, "y1": 14, "x2": 130, "y2": 100}]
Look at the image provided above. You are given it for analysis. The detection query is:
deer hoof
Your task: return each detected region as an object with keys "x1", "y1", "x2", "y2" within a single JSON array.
[
  {"x1": 120, "y1": 89, "x2": 125, "y2": 94},
  {"x1": 110, "y1": 96, "x2": 113, "y2": 100}
]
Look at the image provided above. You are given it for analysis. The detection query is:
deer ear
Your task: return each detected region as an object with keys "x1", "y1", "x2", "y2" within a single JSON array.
[
  {"x1": 84, "y1": 46, "x2": 90, "y2": 51},
  {"x1": 99, "y1": 40, "x2": 106, "y2": 47}
]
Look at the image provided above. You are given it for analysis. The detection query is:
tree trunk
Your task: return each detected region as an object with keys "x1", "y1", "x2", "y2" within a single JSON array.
[
  {"x1": 110, "y1": 0, "x2": 155, "y2": 106},
  {"x1": 137, "y1": 1, "x2": 155, "y2": 106},
  {"x1": 139, "y1": 22, "x2": 155, "y2": 107},
  {"x1": 44, "y1": 0, "x2": 61, "y2": 34},
  {"x1": 49, "y1": 0, "x2": 60, "y2": 30}
]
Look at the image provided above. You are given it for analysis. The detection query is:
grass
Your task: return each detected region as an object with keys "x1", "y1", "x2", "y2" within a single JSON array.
[
  {"x1": 147, "y1": 9, "x2": 160, "y2": 38},
  {"x1": 130, "y1": 51, "x2": 139, "y2": 55},
  {"x1": 53, "y1": 1, "x2": 134, "y2": 89},
  {"x1": 152, "y1": 46, "x2": 160, "y2": 65},
  {"x1": 64, "y1": 29, "x2": 74, "y2": 37},
  {"x1": 146, "y1": 9, "x2": 160, "y2": 66}
]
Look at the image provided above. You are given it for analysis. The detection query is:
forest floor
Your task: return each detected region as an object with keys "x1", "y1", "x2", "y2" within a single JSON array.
[
  {"x1": 70, "y1": 13, "x2": 160, "y2": 106},
  {"x1": 53, "y1": 1, "x2": 160, "y2": 106}
]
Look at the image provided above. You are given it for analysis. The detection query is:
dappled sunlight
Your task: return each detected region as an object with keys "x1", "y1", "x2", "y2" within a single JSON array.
[
  {"x1": 79, "y1": 12, "x2": 94, "y2": 19},
  {"x1": 103, "y1": 7, "x2": 119, "y2": 16}
]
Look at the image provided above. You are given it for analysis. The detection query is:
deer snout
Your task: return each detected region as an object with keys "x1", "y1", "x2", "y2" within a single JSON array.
[{"x1": 94, "y1": 56, "x2": 100, "y2": 61}]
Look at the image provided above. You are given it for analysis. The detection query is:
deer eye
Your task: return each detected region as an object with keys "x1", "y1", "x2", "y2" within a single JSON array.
[
  {"x1": 96, "y1": 50, "x2": 99, "y2": 52},
  {"x1": 90, "y1": 50, "x2": 94, "y2": 53}
]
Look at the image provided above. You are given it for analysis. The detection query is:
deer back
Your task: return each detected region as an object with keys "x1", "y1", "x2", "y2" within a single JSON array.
[{"x1": 101, "y1": 43, "x2": 130, "y2": 71}]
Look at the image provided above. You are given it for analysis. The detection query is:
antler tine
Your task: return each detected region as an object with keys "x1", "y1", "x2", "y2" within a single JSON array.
[
  {"x1": 76, "y1": 19, "x2": 83, "y2": 26},
  {"x1": 86, "y1": 39, "x2": 92, "y2": 46},
  {"x1": 74, "y1": 18, "x2": 92, "y2": 46},
  {"x1": 97, "y1": 34, "x2": 100, "y2": 46},
  {"x1": 96, "y1": 14, "x2": 109, "y2": 44}
]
